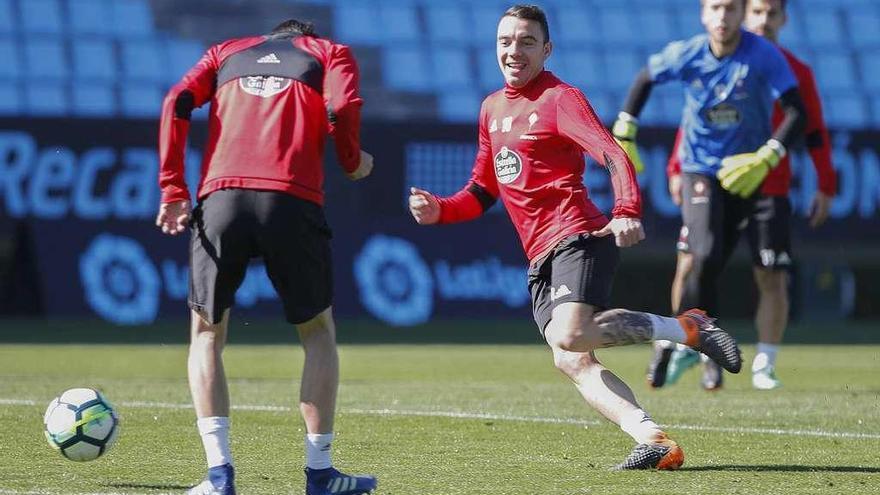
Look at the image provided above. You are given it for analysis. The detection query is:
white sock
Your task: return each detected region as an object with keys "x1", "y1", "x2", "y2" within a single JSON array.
[
  {"x1": 649, "y1": 314, "x2": 686, "y2": 344},
  {"x1": 753, "y1": 343, "x2": 779, "y2": 372},
  {"x1": 305, "y1": 433, "x2": 334, "y2": 470},
  {"x1": 197, "y1": 416, "x2": 232, "y2": 468},
  {"x1": 619, "y1": 409, "x2": 664, "y2": 445}
]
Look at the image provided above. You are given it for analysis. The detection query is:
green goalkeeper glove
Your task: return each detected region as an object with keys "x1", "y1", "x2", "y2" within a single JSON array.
[
  {"x1": 716, "y1": 140, "x2": 785, "y2": 198},
  {"x1": 612, "y1": 112, "x2": 645, "y2": 174}
]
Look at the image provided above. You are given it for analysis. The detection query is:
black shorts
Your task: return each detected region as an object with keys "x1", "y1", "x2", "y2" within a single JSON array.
[
  {"x1": 677, "y1": 173, "x2": 792, "y2": 271},
  {"x1": 189, "y1": 189, "x2": 333, "y2": 325},
  {"x1": 528, "y1": 233, "x2": 619, "y2": 335}
]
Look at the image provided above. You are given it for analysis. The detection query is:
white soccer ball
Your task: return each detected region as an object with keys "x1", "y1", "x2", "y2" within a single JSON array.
[{"x1": 43, "y1": 388, "x2": 119, "y2": 461}]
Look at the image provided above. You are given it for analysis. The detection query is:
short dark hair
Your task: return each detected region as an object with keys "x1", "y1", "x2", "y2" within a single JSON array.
[
  {"x1": 270, "y1": 19, "x2": 317, "y2": 37},
  {"x1": 502, "y1": 4, "x2": 550, "y2": 43}
]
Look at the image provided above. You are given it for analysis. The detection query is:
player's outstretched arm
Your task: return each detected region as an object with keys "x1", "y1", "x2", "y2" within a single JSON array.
[{"x1": 612, "y1": 68, "x2": 654, "y2": 174}]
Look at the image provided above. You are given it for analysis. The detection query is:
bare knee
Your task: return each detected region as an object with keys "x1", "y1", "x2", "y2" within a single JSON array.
[
  {"x1": 190, "y1": 310, "x2": 227, "y2": 354},
  {"x1": 754, "y1": 269, "x2": 787, "y2": 296},
  {"x1": 552, "y1": 347, "x2": 599, "y2": 379},
  {"x1": 544, "y1": 303, "x2": 597, "y2": 352},
  {"x1": 296, "y1": 307, "x2": 336, "y2": 347},
  {"x1": 675, "y1": 252, "x2": 695, "y2": 280}
]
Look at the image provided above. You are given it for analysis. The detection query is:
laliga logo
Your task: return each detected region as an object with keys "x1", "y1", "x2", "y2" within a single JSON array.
[
  {"x1": 354, "y1": 235, "x2": 434, "y2": 326},
  {"x1": 79, "y1": 234, "x2": 160, "y2": 325}
]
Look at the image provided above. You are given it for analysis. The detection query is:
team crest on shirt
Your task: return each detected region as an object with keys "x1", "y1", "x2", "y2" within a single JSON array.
[
  {"x1": 494, "y1": 146, "x2": 523, "y2": 184},
  {"x1": 239, "y1": 76, "x2": 292, "y2": 98}
]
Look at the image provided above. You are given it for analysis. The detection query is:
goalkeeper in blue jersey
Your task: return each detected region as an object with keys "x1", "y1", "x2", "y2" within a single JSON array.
[{"x1": 612, "y1": 0, "x2": 805, "y2": 389}]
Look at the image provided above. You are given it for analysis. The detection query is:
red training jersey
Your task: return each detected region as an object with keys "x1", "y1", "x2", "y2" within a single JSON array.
[
  {"x1": 667, "y1": 46, "x2": 836, "y2": 197},
  {"x1": 437, "y1": 71, "x2": 642, "y2": 262},
  {"x1": 158, "y1": 33, "x2": 363, "y2": 206}
]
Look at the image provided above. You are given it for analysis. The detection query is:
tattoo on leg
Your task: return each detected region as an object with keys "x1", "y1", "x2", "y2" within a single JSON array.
[{"x1": 593, "y1": 309, "x2": 654, "y2": 347}]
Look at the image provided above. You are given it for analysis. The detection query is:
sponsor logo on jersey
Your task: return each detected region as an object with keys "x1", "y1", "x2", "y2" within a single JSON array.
[
  {"x1": 494, "y1": 146, "x2": 523, "y2": 184},
  {"x1": 705, "y1": 102, "x2": 742, "y2": 129},
  {"x1": 239, "y1": 75, "x2": 292, "y2": 97},
  {"x1": 549, "y1": 284, "x2": 572, "y2": 302}
]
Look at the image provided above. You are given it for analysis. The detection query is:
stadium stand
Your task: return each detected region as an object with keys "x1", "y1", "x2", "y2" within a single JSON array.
[{"x1": 0, "y1": 0, "x2": 876, "y2": 124}]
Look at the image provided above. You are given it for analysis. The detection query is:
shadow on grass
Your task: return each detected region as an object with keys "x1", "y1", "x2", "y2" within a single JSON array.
[
  {"x1": 104, "y1": 482, "x2": 192, "y2": 490},
  {"x1": 681, "y1": 465, "x2": 880, "y2": 473}
]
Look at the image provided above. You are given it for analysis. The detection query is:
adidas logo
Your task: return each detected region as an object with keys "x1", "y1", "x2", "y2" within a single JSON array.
[{"x1": 257, "y1": 53, "x2": 280, "y2": 64}]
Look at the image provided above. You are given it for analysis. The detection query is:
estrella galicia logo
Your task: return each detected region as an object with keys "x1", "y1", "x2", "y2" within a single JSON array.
[
  {"x1": 239, "y1": 76, "x2": 292, "y2": 98},
  {"x1": 353, "y1": 235, "x2": 433, "y2": 326},
  {"x1": 79, "y1": 234, "x2": 160, "y2": 325},
  {"x1": 704, "y1": 102, "x2": 742, "y2": 129},
  {"x1": 494, "y1": 146, "x2": 523, "y2": 184}
]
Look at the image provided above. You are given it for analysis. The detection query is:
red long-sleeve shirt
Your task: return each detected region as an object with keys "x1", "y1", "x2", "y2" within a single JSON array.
[
  {"x1": 158, "y1": 33, "x2": 363, "y2": 205},
  {"x1": 667, "y1": 46, "x2": 835, "y2": 196},
  {"x1": 437, "y1": 71, "x2": 642, "y2": 262}
]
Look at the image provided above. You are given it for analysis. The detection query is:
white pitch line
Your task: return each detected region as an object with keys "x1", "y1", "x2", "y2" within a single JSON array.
[{"x1": 4, "y1": 397, "x2": 878, "y2": 440}]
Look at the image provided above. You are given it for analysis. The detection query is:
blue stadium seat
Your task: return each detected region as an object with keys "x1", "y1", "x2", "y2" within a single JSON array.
[
  {"x1": 120, "y1": 39, "x2": 165, "y2": 83},
  {"x1": 437, "y1": 89, "x2": 481, "y2": 123},
  {"x1": 872, "y1": 96, "x2": 880, "y2": 127},
  {"x1": 802, "y1": 8, "x2": 844, "y2": 48},
  {"x1": 71, "y1": 38, "x2": 116, "y2": 82},
  {"x1": 582, "y1": 90, "x2": 616, "y2": 124},
  {"x1": 0, "y1": 37, "x2": 20, "y2": 79},
  {"x1": 824, "y1": 93, "x2": 869, "y2": 128},
  {"x1": 476, "y1": 47, "x2": 501, "y2": 92},
  {"x1": 639, "y1": 9, "x2": 677, "y2": 46},
  {"x1": 557, "y1": 48, "x2": 606, "y2": 93},
  {"x1": 814, "y1": 51, "x2": 857, "y2": 91},
  {"x1": 0, "y1": 82, "x2": 20, "y2": 115},
  {"x1": 555, "y1": 6, "x2": 604, "y2": 45},
  {"x1": 778, "y1": 14, "x2": 808, "y2": 51},
  {"x1": 431, "y1": 47, "x2": 473, "y2": 89},
  {"x1": 25, "y1": 83, "x2": 68, "y2": 116},
  {"x1": 860, "y1": 52, "x2": 880, "y2": 92},
  {"x1": 0, "y1": 0, "x2": 14, "y2": 34},
  {"x1": 653, "y1": 84, "x2": 685, "y2": 126},
  {"x1": 380, "y1": 3, "x2": 420, "y2": 45},
  {"x1": 604, "y1": 48, "x2": 644, "y2": 93},
  {"x1": 24, "y1": 38, "x2": 68, "y2": 79},
  {"x1": 333, "y1": 2, "x2": 381, "y2": 45},
  {"x1": 424, "y1": 4, "x2": 468, "y2": 43},
  {"x1": 382, "y1": 46, "x2": 431, "y2": 92},
  {"x1": 20, "y1": 0, "x2": 63, "y2": 34},
  {"x1": 165, "y1": 38, "x2": 206, "y2": 84},
  {"x1": 68, "y1": 0, "x2": 111, "y2": 35},
  {"x1": 110, "y1": 0, "x2": 154, "y2": 38},
  {"x1": 599, "y1": 7, "x2": 637, "y2": 48},
  {"x1": 71, "y1": 83, "x2": 115, "y2": 116},
  {"x1": 639, "y1": 94, "x2": 666, "y2": 126},
  {"x1": 120, "y1": 84, "x2": 162, "y2": 117},
  {"x1": 846, "y1": 9, "x2": 880, "y2": 48},
  {"x1": 469, "y1": 3, "x2": 510, "y2": 49}
]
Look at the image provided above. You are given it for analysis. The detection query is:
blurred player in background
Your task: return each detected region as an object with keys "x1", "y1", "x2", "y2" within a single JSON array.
[
  {"x1": 655, "y1": 0, "x2": 836, "y2": 391},
  {"x1": 156, "y1": 19, "x2": 377, "y2": 495},
  {"x1": 409, "y1": 4, "x2": 742, "y2": 471},
  {"x1": 611, "y1": 0, "x2": 806, "y2": 391}
]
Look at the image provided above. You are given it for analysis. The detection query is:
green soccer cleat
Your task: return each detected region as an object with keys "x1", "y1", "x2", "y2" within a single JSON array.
[{"x1": 665, "y1": 348, "x2": 700, "y2": 386}]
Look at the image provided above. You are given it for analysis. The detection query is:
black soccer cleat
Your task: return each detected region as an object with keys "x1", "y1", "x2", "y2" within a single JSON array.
[
  {"x1": 613, "y1": 437, "x2": 684, "y2": 470},
  {"x1": 678, "y1": 309, "x2": 742, "y2": 374},
  {"x1": 646, "y1": 344, "x2": 674, "y2": 388}
]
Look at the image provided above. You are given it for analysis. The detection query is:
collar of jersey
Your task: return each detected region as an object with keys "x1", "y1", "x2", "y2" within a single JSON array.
[{"x1": 504, "y1": 70, "x2": 551, "y2": 99}]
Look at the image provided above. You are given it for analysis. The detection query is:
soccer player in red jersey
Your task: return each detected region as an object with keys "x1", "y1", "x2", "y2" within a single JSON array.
[
  {"x1": 156, "y1": 19, "x2": 377, "y2": 495},
  {"x1": 409, "y1": 5, "x2": 743, "y2": 470},
  {"x1": 650, "y1": 0, "x2": 836, "y2": 391}
]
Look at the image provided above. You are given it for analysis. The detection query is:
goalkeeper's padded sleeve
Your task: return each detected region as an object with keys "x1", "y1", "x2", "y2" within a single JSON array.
[
  {"x1": 772, "y1": 88, "x2": 806, "y2": 150},
  {"x1": 621, "y1": 68, "x2": 654, "y2": 118},
  {"x1": 612, "y1": 112, "x2": 646, "y2": 174}
]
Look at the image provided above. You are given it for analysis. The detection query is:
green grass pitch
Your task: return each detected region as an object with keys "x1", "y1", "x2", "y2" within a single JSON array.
[{"x1": 0, "y1": 336, "x2": 878, "y2": 494}]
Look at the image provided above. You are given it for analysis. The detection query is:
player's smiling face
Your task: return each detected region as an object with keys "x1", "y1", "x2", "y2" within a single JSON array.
[
  {"x1": 702, "y1": 0, "x2": 746, "y2": 45},
  {"x1": 496, "y1": 16, "x2": 552, "y2": 88}
]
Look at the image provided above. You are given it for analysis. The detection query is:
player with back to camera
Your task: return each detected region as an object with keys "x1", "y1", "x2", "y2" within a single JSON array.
[
  {"x1": 610, "y1": 0, "x2": 806, "y2": 391},
  {"x1": 649, "y1": 0, "x2": 836, "y2": 392},
  {"x1": 156, "y1": 18, "x2": 377, "y2": 495},
  {"x1": 408, "y1": 4, "x2": 743, "y2": 471}
]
